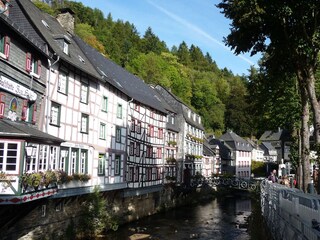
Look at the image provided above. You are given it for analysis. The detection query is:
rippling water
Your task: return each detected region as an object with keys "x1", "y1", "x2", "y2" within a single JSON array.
[{"x1": 105, "y1": 194, "x2": 270, "y2": 240}]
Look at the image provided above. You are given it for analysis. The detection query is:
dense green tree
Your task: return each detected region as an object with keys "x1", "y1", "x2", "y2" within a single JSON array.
[
  {"x1": 175, "y1": 41, "x2": 191, "y2": 66},
  {"x1": 140, "y1": 27, "x2": 168, "y2": 54},
  {"x1": 204, "y1": 52, "x2": 219, "y2": 72},
  {"x1": 33, "y1": 0, "x2": 55, "y2": 15},
  {"x1": 224, "y1": 77, "x2": 252, "y2": 136},
  {"x1": 77, "y1": 187, "x2": 118, "y2": 238},
  {"x1": 36, "y1": 0, "x2": 259, "y2": 137},
  {"x1": 190, "y1": 71, "x2": 225, "y2": 133},
  {"x1": 217, "y1": 0, "x2": 320, "y2": 148},
  {"x1": 75, "y1": 23, "x2": 105, "y2": 54},
  {"x1": 189, "y1": 44, "x2": 208, "y2": 71}
]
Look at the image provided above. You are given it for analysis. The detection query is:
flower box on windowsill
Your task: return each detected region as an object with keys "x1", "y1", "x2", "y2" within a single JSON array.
[{"x1": 59, "y1": 180, "x2": 91, "y2": 189}]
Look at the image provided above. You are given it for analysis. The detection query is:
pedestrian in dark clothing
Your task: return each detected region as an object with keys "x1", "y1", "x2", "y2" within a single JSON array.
[{"x1": 268, "y1": 169, "x2": 278, "y2": 183}]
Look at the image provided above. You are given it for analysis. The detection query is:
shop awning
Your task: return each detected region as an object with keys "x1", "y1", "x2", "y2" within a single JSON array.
[{"x1": 0, "y1": 119, "x2": 64, "y2": 145}]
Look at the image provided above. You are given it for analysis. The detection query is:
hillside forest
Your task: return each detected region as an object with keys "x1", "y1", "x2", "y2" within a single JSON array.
[{"x1": 33, "y1": 0, "x2": 303, "y2": 139}]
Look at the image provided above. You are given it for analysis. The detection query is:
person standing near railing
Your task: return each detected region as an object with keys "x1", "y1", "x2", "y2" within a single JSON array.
[{"x1": 268, "y1": 169, "x2": 278, "y2": 183}]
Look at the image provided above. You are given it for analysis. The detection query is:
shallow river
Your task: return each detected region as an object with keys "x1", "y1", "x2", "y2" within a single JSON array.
[{"x1": 105, "y1": 194, "x2": 271, "y2": 240}]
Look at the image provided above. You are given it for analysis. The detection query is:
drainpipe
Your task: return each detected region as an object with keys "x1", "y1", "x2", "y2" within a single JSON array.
[{"x1": 46, "y1": 55, "x2": 60, "y2": 133}]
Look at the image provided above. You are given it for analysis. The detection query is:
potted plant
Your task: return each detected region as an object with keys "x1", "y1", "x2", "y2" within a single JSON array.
[
  {"x1": 20, "y1": 172, "x2": 31, "y2": 191},
  {"x1": 30, "y1": 172, "x2": 43, "y2": 191},
  {"x1": 55, "y1": 170, "x2": 69, "y2": 184},
  {"x1": 44, "y1": 170, "x2": 57, "y2": 188},
  {"x1": 79, "y1": 173, "x2": 91, "y2": 182}
]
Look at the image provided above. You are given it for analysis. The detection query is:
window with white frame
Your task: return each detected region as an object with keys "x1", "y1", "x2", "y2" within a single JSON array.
[
  {"x1": 80, "y1": 150, "x2": 87, "y2": 174},
  {"x1": 148, "y1": 125, "x2": 154, "y2": 137},
  {"x1": 58, "y1": 70, "x2": 68, "y2": 94},
  {"x1": 128, "y1": 167, "x2": 134, "y2": 181},
  {"x1": 70, "y1": 149, "x2": 77, "y2": 174},
  {"x1": 99, "y1": 123, "x2": 106, "y2": 140},
  {"x1": 115, "y1": 155, "x2": 120, "y2": 175},
  {"x1": 0, "y1": 141, "x2": 20, "y2": 173},
  {"x1": 135, "y1": 166, "x2": 139, "y2": 182},
  {"x1": 50, "y1": 146, "x2": 59, "y2": 170},
  {"x1": 0, "y1": 33, "x2": 10, "y2": 59},
  {"x1": 135, "y1": 143, "x2": 140, "y2": 157},
  {"x1": 26, "y1": 53, "x2": 41, "y2": 77},
  {"x1": 98, "y1": 154, "x2": 105, "y2": 176},
  {"x1": 80, "y1": 82, "x2": 89, "y2": 104},
  {"x1": 117, "y1": 104, "x2": 122, "y2": 119},
  {"x1": 50, "y1": 102, "x2": 61, "y2": 126},
  {"x1": 147, "y1": 145, "x2": 153, "y2": 158},
  {"x1": 63, "y1": 40, "x2": 69, "y2": 55},
  {"x1": 116, "y1": 126, "x2": 121, "y2": 143},
  {"x1": 158, "y1": 128, "x2": 163, "y2": 139},
  {"x1": 81, "y1": 114, "x2": 89, "y2": 133},
  {"x1": 60, "y1": 147, "x2": 69, "y2": 172},
  {"x1": 157, "y1": 147, "x2": 162, "y2": 159},
  {"x1": 38, "y1": 145, "x2": 48, "y2": 171},
  {"x1": 130, "y1": 119, "x2": 135, "y2": 132},
  {"x1": 22, "y1": 100, "x2": 37, "y2": 124},
  {"x1": 146, "y1": 167, "x2": 152, "y2": 181},
  {"x1": 26, "y1": 144, "x2": 37, "y2": 172},
  {"x1": 136, "y1": 121, "x2": 141, "y2": 134},
  {"x1": 129, "y1": 142, "x2": 134, "y2": 156},
  {"x1": 102, "y1": 96, "x2": 108, "y2": 112}
]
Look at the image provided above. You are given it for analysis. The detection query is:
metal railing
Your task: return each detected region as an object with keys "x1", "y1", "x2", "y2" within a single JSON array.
[
  {"x1": 188, "y1": 176, "x2": 261, "y2": 191},
  {"x1": 261, "y1": 180, "x2": 320, "y2": 240}
]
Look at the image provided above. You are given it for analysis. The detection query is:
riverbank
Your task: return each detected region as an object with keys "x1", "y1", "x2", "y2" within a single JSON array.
[
  {"x1": 0, "y1": 183, "x2": 268, "y2": 239},
  {"x1": 105, "y1": 190, "x2": 271, "y2": 239}
]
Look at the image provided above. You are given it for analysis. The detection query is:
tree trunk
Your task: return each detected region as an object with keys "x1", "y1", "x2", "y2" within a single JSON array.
[
  {"x1": 299, "y1": 79, "x2": 311, "y2": 192},
  {"x1": 297, "y1": 129, "x2": 303, "y2": 189},
  {"x1": 304, "y1": 68, "x2": 320, "y2": 145}
]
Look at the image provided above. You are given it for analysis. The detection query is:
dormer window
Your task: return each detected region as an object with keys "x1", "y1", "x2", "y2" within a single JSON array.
[
  {"x1": 54, "y1": 34, "x2": 71, "y2": 55},
  {"x1": 63, "y1": 41, "x2": 69, "y2": 54},
  {"x1": 41, "y1": 20, "x2": 50, "y2": 29},
  {"x1": 78, "y1": 55, "x2": 85, "y2": 63}
]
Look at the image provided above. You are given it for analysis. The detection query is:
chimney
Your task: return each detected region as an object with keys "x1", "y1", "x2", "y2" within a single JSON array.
[{"x1": 56, "y1": 8, "x2": 75, "y2": 34}]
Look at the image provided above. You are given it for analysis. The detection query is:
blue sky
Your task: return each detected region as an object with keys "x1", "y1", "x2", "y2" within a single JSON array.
[{"x1": 74, "y1": 0, "x2": 261, "y2": 76}]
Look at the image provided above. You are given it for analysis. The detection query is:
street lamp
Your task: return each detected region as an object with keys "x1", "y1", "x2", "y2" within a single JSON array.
[{"x1": 25, "y1": 143, "x2": 37, "y2": 170}]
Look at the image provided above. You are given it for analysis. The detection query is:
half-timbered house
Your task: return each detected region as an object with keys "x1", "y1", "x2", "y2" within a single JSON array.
[{"x1": 0, "y1": 0, "x2": 64, "y2": 204}]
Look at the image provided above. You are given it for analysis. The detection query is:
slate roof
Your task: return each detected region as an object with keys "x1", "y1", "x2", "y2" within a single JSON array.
[
  {"x1": 0, "y1": 4, "x2": 48, "y2": 57},
  {"x1": 260, "y1": 142, "x2": 277, "y2": 155},
  {"x1": 259, "y1": 129, "x2": 291, "y2": 142},
  {"x1": 0, "y1": 119, "x2": 64, "y2": 145},
  {"x1": 203, "y1": 139, "x2": 216, "y2": 156},
  {"x1": 150, "y1": 87, "x2": 179, "y2": 132},
  {"x1": 209, "y1": 138, "x2": 232, "y2": 160},
  {"x1": 153, "y1": 85, "x2": 204, "y2": 130},
  {"x1": 219, "y1": 131, "x2": 253, "y2": 152},
  {"x1": 203, "y1": 144, "x2": 215, "y2": 156},
  {"x1": 13, "y1": 0, "x2": 100, "y2": 79},
  {"x1": 247, "y1": 138, "x2": 262, "y2": 150},
  {"x1": 74, "y1": 36, "x2": 168, "y2": 114}
]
